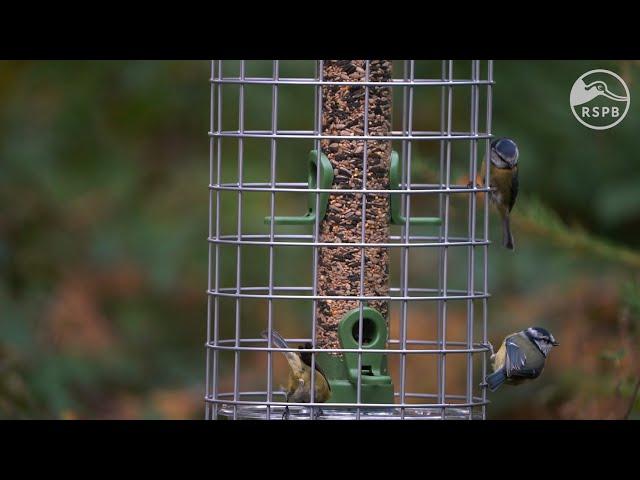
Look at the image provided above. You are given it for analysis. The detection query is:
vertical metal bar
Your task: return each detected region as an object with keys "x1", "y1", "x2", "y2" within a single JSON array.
[
  {"x1": 439, "y1": 60, "x2": 454, "y2": 418},
  {"x1": 482, "y1": 60, "x2": 494, "y2": 420},
  {"x1": 399, "y1": 60, "x2": 415, "y2": 419},
  {"x1": 398, "y1": 61, "x2": 409, "y2": 395},
  {"x1": 436, "y1": 60, "x2": 447, "y2": 411},
  {"x1": 466, "y1": 60, "x2": 480, "y2": 418},
  {"x1": 233, "y1": 60, "x2": 246, "y2": 420},
  {"x1": 356, "y1": 60, "x2": 371, "y2": 420},
  {"x1": 212, "y1": 60, "x2": 223, "y2": 420},
  {"x1": 266, "y1": 60, "x2": 279, "y2": 420},
  {"x1": 397, "y1": 60, "x2": 408, "y2": 417},
  {"x1": 206, "y1": 60, "x2": 215, "y2": 420},
  {"x1": 310, "y1": 60, "x2": 324, "y2": 418}
]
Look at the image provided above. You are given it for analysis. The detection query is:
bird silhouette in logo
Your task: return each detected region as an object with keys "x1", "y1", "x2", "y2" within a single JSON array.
[{"x1": 571, "y1": 78, "x2": 628, "y2": 107}]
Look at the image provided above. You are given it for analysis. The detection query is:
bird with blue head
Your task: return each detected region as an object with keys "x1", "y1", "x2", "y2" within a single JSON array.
[
  {"x1": 485, "y1": 326, "x2": 559, "y2": 392},
  {"x1": 479, "y1": 137, "x2": 520, "y2": 250}
]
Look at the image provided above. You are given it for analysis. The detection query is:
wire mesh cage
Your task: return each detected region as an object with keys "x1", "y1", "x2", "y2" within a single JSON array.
[{"x1": 206, "y1": 60, "x2": 494, "y2": 420}]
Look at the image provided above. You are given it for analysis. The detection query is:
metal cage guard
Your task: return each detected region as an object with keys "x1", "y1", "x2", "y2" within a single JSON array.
[{"x1": 206, "y1": 60, "x2": 494, "y2": 420}]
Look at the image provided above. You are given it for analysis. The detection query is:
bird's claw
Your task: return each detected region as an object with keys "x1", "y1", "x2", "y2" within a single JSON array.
[
  {"x1": 312, "y1": 408, "x2": 324, "y2": 420},
  {"x1": 282, "y1": 406, "x2": 290, "y2": 420},
  {"x1": 485, "y1": 342, "x2": 495, "y2": 356}
]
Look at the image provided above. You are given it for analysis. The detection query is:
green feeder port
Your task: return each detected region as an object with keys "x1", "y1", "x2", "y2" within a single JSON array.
[
  {"x1": 263, "y1": 149, "x2": 441, "y2": 227},
  {"x1": 316, "y1": 307, "x2": 394, "y2": 404},
  {"x1": 390, "y1": 150, "x2": 442, "y2": 226},
  {"x1": 264, "y1": 150, "x2": 334, "y2": 225}
]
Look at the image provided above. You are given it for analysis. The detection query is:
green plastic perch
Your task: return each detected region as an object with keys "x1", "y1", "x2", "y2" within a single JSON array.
[{"x1": 263, "y1": 150, "x2": 334, "y2": 225}]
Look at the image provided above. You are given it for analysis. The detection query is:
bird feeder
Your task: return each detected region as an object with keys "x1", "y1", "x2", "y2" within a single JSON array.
[{"x1": 206, "y1": 60, "x2": 494, "y2": 419}]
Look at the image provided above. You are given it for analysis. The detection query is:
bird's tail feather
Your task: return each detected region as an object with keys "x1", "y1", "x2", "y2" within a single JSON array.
[
  {"x1": 260, "y1": 329, "x2": 290, "y2": 350},
  {"x1": 502, "y1": 215, "x2": 514, "y2": 250},
  {"x1": 486, "y1": 368, "x2": 507, "y2": 392},
  {"x1": 261, "y1": 329, "x2": 302, "y2": 372}
]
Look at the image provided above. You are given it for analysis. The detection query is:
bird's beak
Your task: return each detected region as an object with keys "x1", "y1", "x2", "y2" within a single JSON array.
[{"x1": 552, "y1": 340, "x2": 560, "y2": 346}]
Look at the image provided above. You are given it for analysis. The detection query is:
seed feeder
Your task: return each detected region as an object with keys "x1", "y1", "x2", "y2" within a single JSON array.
[{"x1": 206, "y1": 60, "x2": 494, "y2": 420}]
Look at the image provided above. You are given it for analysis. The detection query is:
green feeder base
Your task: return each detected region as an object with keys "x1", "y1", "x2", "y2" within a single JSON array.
[{"x1": 316, "y1": 307, "x2": 394, "y2": 404}]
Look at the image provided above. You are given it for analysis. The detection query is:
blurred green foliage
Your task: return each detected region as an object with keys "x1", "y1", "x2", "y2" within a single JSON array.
[{"x1": 1, "y1": 60, "x2": 639, "y2": 419}]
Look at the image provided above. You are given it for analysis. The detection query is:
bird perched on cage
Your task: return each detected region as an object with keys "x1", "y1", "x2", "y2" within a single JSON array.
[
  {"x1": 261, "y1": 329, "x2": 331, "y2": 419},
  {"x1": 479, "y1": 137, "x2": 519, "y2": 250},
  {"x1": 485, "y1": 326, "x2": 559, "y2": 392}
]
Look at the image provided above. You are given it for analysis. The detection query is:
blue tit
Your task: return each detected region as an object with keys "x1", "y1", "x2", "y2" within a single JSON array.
[
  {"x1": 480, "y1": 137, "x2": 519, "y2": 250},
  {"x1": 485, "y1": 326, "x2": 559, "y2": 392},
  {"x1": 261, "y1": 329, "x2": 331, "y2": 419}
]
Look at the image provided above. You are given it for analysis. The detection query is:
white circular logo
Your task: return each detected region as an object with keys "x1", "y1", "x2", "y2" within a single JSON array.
[{"x1": 570, "y1": 69, "x2": 630, "y2": 130}]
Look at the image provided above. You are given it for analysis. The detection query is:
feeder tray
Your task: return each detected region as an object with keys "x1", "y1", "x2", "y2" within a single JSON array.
[{"x1": 216, "y1": 401, "x2": 482, "y2": 420}]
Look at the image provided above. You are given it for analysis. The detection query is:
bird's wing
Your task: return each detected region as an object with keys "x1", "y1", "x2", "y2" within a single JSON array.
[
  {"x1": 505, "y1": 336, "x2": 540, "y2": 378},
  {"x1": 509, "y1": 167, "x2": 519, "y2": 212},
  {"x1": 299, "y1": 345, "x2": 331, "y2": 392},
  {"x1": 317, "y1": 367, "x2": 331, "y2": 392}
]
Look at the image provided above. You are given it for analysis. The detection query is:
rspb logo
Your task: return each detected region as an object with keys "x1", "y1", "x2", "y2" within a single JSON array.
[{"x1": 570, "y1": 69, "x2": 630, "y2": 130}]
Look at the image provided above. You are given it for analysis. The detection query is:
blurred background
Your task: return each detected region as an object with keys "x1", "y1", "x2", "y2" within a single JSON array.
[{"x1": 1, "y1": 60, "x2": 639, "y2": 419}]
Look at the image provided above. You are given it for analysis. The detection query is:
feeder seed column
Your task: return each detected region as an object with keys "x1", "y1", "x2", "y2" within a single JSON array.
[{"x1": 316, "y1": 60, "x2": 392, "y2": 352}]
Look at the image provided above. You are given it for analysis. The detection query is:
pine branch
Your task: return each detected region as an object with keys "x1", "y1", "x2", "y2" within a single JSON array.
[{"x1": 514, "y1": 197, "x2": 640, "y2": 270}]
